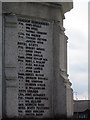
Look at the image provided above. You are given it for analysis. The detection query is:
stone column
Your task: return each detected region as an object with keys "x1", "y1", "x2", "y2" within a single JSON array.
[
  {"x1": 53, "y1": 16, "x2": 73, "y2": 117},
  {"x1": 59, "y1": 15, "x2": 73, "y2": 117},
  {"x1": 0, "y1": 2, "x2": 2, "y2": 120}
]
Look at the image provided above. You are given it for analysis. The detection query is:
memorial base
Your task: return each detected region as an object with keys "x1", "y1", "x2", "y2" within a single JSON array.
[
  {"x1": 1, "y1": 118, "x2": 89, "y2": 120},
  {"x1": 1, "y1": 116, "x2": 77, "y2": 120},
  {"x1": 1, "y1": 118, "x2": 74, "y2": 120}
]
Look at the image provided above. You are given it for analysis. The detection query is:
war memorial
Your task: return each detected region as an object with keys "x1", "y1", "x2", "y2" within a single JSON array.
[{"x1": 0, "y1": 1, "x2": 73, "y2": 119}]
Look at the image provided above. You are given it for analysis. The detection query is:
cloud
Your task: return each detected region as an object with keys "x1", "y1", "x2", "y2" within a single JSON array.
[
  {"x1": 64, "y1": 0, "x2": 88, "y2": 99},
  {"x1": 74, "y1": 91, "x2": 88, "y2": 100}
]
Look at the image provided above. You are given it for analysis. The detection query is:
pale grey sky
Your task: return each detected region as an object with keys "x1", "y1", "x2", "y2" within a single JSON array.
[{"x1": 64, "y1": 0, "x2": 88, "y2": 100}]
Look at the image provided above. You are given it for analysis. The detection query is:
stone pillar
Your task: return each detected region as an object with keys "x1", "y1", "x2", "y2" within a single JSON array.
[
  {"x1": 0, "y1": 2, "x2": 2, "y2": 120},
  {"x1": 53, "y1": 16, "x2": 73, "y2": 117},
  {"x1": 1, "y1": 2, "x2": 73, "y2": 119}
]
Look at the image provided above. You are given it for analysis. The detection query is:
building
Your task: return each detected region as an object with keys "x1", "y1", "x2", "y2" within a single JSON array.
[
  {"x1": 74, "y1": 100, "x2": 90, "y2": 118},
  {"x1": 0, "y1": 1, "x2": 73, "y2": 119}
]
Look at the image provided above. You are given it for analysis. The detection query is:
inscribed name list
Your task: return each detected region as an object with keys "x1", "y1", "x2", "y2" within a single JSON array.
[{"x1": 17, "y1": 17, "x2": 53, "y2": 117}]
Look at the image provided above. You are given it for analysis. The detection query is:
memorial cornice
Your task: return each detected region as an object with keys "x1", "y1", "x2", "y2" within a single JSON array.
[
  {"x1": 1, "y1": 0, "x2": 73, "y2": 13},
  {"x1": 38, "y1": 2, "x2": 73, "y2": 14},
  {"x1": 2, "y1": 2, "x2": 73, "y2": 15}
]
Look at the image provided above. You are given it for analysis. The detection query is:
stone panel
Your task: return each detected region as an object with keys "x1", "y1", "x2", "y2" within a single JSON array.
[
  {"x1": 6, "y1": 87, "x2": 18, "y2": 117},
  {"x1": 17, "y1": 16, "x2": 53, "y2": 118}
]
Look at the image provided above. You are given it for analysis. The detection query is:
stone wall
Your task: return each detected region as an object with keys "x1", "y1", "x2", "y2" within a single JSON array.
[{"x1": 1, "y1": 2, "x2": 73, "y2": 119}]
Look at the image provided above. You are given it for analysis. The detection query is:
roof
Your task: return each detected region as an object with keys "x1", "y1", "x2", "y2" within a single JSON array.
[{"x1": 74, "y1": 100, "x2": 90, "y2": 112}]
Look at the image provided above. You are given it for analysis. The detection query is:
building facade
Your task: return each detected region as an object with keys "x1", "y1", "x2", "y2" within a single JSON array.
[{"x1": 0, "y1": 2, "x2": 73, "y2": 119}]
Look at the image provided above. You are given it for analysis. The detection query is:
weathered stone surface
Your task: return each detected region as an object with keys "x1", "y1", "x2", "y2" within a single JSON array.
[
  {"x1": 0, "y1": 1, "x2": 2, "y2": 120},
  {"x1": 1, "y1": 2, "x2": 73, "y2": 119}
]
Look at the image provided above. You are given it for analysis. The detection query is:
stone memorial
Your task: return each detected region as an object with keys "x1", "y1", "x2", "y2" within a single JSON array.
[{"x1": 0, "y1": 1, "x2": 73, "y2": 119}]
